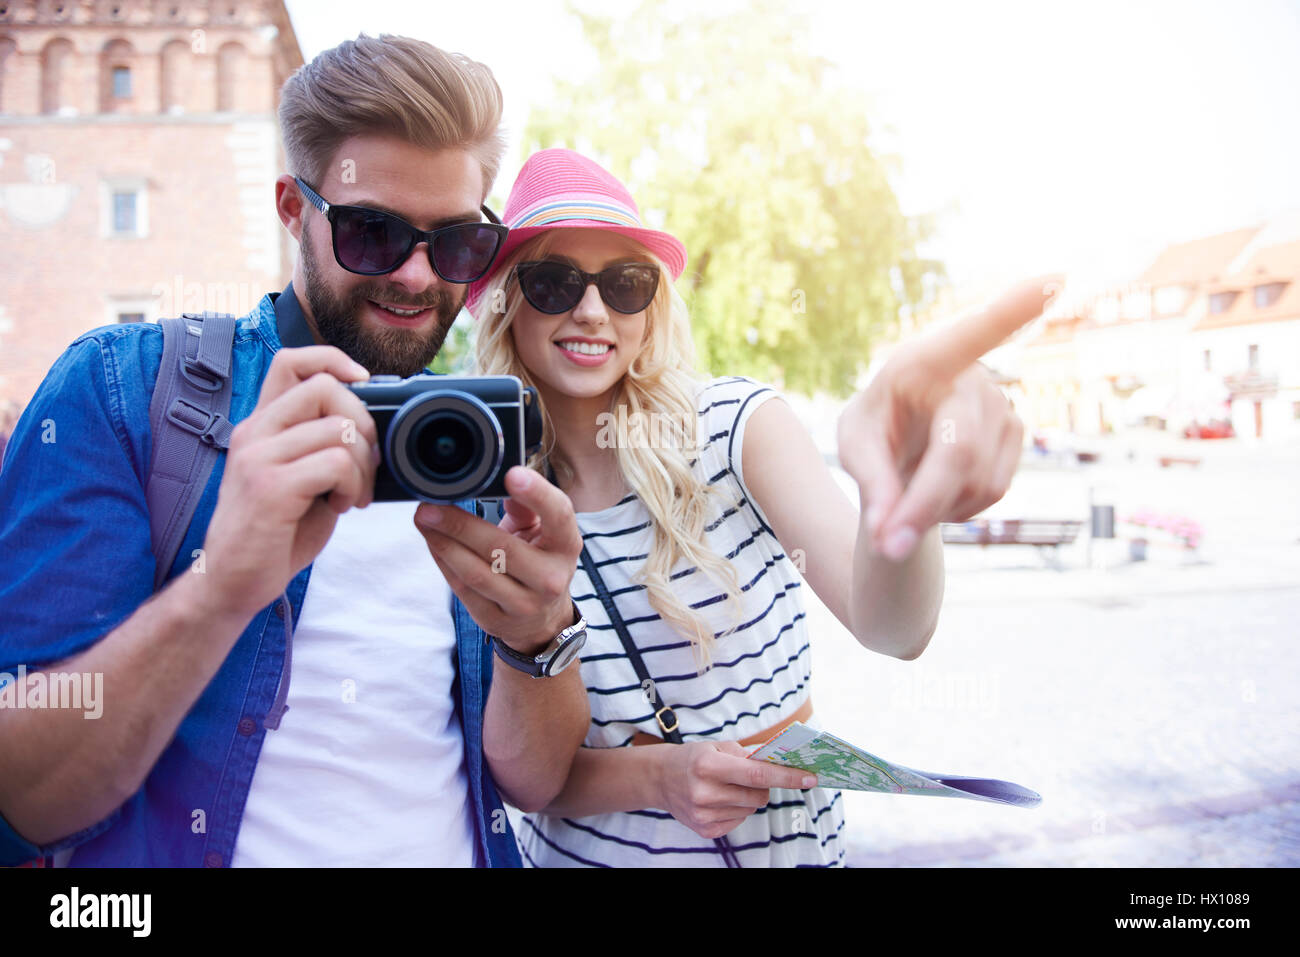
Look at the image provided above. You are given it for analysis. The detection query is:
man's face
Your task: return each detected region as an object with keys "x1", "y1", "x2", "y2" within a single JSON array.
[{"x1": 293, "y1": 135, "x2": 486, "y2": 376}]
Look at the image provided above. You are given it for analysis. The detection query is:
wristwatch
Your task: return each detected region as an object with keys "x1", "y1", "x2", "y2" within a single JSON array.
[{"x1": 490, "y1": 601, "x2": 587, "y2": 678}]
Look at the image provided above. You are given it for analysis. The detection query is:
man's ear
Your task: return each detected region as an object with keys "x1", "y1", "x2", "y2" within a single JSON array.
[{"x1": 275, "y1": 174, "x2": 306, "y2": 242}]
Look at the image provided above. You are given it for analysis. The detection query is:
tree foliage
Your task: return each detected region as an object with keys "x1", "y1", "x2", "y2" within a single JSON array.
[
  {"x1": 522, "y1": 0, "x2": 943, "y2": 396},
  {"x1": 427, "y1": 313, "x2": 475, "y2": 374}
]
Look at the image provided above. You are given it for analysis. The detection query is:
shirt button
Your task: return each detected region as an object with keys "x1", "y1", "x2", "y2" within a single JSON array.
[
  {"x1": 237, "y1": 716, "x2": 257, "y2": 736},
  {"x1": 272, "y1": 599, "x2": 287, "y2": 619},
  {"x1": 204, "y1": 851, "x2": 222, "y2": 868}
]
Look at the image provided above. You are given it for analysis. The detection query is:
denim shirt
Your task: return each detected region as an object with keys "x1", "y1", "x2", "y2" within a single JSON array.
[{"x1": 0, "y1": 291, "x2": 522, "y2": 867}]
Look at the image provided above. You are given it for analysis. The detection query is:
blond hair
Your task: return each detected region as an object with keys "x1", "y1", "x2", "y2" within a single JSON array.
[
  {"x1": 278, "y1": 34, "x2": 505, "y2": 196},
  {"x1": 473, "y1": 232, "x2": 747, "y2": 669}
]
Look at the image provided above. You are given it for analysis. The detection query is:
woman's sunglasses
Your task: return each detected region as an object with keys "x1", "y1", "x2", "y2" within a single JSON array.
[
  {"x1": 514, "y1": 260, "x2": 660, "y2": 315},
  {"x1": 295, "y1": 177, "x2": 508, "y2": 282}
]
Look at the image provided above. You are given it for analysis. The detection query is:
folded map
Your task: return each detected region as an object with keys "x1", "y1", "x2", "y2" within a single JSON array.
[{"x1": 748, "y1": 722, "x2": 1041, "y2": 808}]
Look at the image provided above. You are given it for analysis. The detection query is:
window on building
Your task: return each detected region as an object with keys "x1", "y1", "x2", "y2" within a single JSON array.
[
  {"x1": 1208, "y1": 291, "x2": 1239, "y2": 314},
  {"x1": 1254, "y1": 282, "x2": 1287, "y2": 309},
  {"x1": 1203, "y1": 349, "x2": 1212, "y2": 371},
  {"x1": 40, "y1": 37, "x2": 75, "y2": 114},
  {"x1": 111, "y1": 65, "x2": 131, "y2": 98},
  {"x1": 105, "y1": 296, "x2": 154, "y2": 327},
  {"x1": 112, "y1": 190, "x2": 137, "y2": 233},
  {"x1": 101, "y1": 178, "x2": 148, "y2": 238},
  {"x1": 0, "y1": 37, "x2": 15, "y2": 114},
  {"x1": 216, "y1": 42, "x2": 246, "y2": 111},
  {"x1": 1248, "y1": 344, "x2": 1259, "y2": 370}
]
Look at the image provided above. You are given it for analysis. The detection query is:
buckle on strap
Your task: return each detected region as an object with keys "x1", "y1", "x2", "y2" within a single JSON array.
[
  {"x1": 166, "y1": 398, "x2": 233, "y2": 448},
  {"x1": 655, "y1": 705, "x2": 678, "y2": 735},
  {"x1": 178, "y1": 313, "x2": 234, "y2": 391}
]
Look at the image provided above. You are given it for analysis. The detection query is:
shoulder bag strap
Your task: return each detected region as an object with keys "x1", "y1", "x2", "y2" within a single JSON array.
[
  {"x1": 577, "y1": 541, "x2": 741, "y2": 868},
  {"x1": 146, "y1": 312, "x2": 237, "y2": 591}
]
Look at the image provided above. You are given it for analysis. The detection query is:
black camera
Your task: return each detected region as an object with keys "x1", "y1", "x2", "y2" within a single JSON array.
[{"x1": 349, "y1": 374, "x2": 543, "y2": 503}]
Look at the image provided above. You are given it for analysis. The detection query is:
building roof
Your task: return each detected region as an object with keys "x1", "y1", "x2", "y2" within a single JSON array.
[
  {"x1": 1138, "y1": 227, "x2": 1261, "y2": 287},
  {"x1": 1022, "y1": 226, "x2": 1296, "y2": 348},
  {"x1": 1025, "y1": 314, "x2": 1085, "y2": 346},
  {"x1": 1194, "y1": 239, "x2": 1300, "y2": 331}
]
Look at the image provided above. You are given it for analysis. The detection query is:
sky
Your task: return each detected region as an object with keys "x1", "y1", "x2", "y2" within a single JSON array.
[{"x1": 284, "y1": 0, "x2": 1300, "y2": 297}]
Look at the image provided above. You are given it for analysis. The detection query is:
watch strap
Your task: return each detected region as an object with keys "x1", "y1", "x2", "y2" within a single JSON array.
[{"x1": 491, "y1": 600, "x2": 584, "y2": 677}]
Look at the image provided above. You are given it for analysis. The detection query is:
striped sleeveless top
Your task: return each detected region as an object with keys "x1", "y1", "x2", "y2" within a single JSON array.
[{"x1": 519, "y1": 376, "x2": 846, "y2": 867}]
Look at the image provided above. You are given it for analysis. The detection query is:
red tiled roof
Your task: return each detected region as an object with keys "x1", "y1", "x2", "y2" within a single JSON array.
[
  {"x1": 1194, "y1": 239, "x2": 1300, "y2": 331},
  {"x1": 1139, "y1": 227, "x2": 1261, "y2": 287}
]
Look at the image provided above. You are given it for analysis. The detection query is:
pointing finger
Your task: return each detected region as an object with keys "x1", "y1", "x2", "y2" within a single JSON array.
[{"x1": 910, "y1": 275, "x2": 1061, "y2": 384}]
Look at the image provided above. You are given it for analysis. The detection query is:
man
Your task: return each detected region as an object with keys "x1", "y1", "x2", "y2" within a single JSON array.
[{"x1": 0, "y1": 35, "x2": 589, "y2": 867}]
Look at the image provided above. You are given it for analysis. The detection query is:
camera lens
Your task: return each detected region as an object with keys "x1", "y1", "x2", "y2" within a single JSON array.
[
  {"x1": 410, "y1": 412, "x2": 479, "y2": 480},
  {"x1": 386, "y1": 389, "x2": 503, "y2": 501}
]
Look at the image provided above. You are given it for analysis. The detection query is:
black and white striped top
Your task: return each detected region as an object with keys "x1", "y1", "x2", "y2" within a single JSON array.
[{"x1": 520, "y1": 376, "x2": 846, "y2": 867}]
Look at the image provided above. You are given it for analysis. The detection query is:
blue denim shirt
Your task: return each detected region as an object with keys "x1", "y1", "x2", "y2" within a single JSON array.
[{"x1": 0, "y1": 292, "x2": 522, "y2": 867}]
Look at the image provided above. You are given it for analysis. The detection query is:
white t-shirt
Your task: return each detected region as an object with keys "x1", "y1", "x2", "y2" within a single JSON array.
[{"x1": 231, "y1": 501, "x2": 476, "y2": 867}]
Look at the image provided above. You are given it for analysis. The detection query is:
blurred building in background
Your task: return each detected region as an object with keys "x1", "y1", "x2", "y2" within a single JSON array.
[
  {"x1": 1008, "y1": 221, "x2": 1300, "y2": 441},
  {"x1": 0, "y1": 0, "x2": 302, "y2": 407}
]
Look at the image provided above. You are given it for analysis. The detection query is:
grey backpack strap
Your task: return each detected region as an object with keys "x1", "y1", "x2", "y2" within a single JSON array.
[{"x1": 147, "y1": 312, "x2": 237, "y2": 591}]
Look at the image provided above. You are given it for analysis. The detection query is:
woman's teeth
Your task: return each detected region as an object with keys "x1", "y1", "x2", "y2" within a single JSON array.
[{"x1": 558, "y1": 341, "x2": 611, "y2": 355}]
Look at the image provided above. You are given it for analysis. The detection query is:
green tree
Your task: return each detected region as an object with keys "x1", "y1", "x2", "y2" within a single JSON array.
[
  {"x1": 427, "y1": 312, "x2": 475, "y2": 374},
  {"x1": 523, "y1": 0, "x2": 943, "y2": 396}
]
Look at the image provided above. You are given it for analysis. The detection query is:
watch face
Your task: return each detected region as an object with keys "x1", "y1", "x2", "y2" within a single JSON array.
[{"x1": 546, "y1": 632, "x2": 587, "y2": 675}]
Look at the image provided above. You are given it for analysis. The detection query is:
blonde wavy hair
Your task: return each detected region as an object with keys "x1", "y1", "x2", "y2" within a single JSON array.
[{"x1": 473, "y1": 230, "x2": 746, "y2": 669}]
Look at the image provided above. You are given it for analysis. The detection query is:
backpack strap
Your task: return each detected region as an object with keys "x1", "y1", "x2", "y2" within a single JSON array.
[{"x1": 147, "y1": 312, "x2": 237, "y2": 592}]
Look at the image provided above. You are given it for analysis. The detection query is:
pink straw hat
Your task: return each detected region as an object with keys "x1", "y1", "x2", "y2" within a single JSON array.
[{"x1": 466, "y1": 148, "x2": 687, "y2": 314}]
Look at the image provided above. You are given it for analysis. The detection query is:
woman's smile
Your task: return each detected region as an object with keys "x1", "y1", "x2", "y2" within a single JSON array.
[{"x1": 554, "y1": 336, "x2": 615, "y2": 366}]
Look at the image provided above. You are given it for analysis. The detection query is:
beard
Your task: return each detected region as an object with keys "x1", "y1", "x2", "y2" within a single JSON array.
[{"x1": 299, "y1": 225, "x2": 465, "y2": 377}]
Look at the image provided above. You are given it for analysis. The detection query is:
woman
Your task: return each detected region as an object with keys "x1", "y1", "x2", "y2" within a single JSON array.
[{"x1": 466, "y1": 149, "x2": 1038, "y2": 866}]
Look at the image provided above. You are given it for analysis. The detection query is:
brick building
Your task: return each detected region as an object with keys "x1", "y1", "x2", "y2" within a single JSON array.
[{"x1": 0, "y1": 0, "x2": 303, "y2": 408}]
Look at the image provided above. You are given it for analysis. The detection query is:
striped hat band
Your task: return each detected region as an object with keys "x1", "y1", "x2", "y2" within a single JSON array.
[{"x1": 511, "y1": 199, "x2": 643, "y2": 230}]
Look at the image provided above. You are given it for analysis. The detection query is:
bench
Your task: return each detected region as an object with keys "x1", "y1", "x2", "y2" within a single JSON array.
[{"x1": 941, "y1": 518, "x2": 1084, "y2": 569}]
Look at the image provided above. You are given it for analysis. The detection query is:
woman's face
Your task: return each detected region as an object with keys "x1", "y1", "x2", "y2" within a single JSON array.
[{"x1": 509, "y1": 230, "x2": 653, "y2": 406}]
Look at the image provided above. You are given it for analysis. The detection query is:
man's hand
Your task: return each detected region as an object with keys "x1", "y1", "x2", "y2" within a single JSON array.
[
  {"x1": 838, "y1": 276, "x2": 1060, "y2": 562},
  {"x1": 414, "y1": 466, "x2": 583, "y2": 654},
  {"x1": 654, "y1": 741, "x2": 818, "y2": 840},
  {"x1": 201, "y1": 346, "x2": 378, "y2": 618}
]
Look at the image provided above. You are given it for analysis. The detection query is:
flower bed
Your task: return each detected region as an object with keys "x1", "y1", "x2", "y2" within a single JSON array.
[{"x1": 1119, "y1": 507, "x2": 1203, "y2": 550}]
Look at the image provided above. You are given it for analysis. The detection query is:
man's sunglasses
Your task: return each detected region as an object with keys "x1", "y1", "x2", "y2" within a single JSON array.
[
  {"x1": 514, "y1": 260, "x2": 661, "y2": 315},
  {"x1": 295, "y1": 177, "x2": 508, "y2": 282}
]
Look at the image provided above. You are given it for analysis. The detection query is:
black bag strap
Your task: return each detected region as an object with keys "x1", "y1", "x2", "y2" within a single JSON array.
[
  {"x1": 577, "y1": 539, "x2": 741, "y2": 869},
  {"x1": 577, "y1": 545, "x2": 682, "y2": 741},
  {"x1": 146, "y1": 312, "x2": 237, "y2": 591}
]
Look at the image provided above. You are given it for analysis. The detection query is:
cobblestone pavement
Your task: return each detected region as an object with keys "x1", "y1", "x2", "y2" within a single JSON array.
[{"x1": 801, "y1": 430, "x2": 1300, "y2": 867}]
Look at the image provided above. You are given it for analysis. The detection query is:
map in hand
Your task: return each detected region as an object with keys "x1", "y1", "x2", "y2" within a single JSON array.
[{"x1": 748, "y1": 723, "x2": 1042, "y2": 808}]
